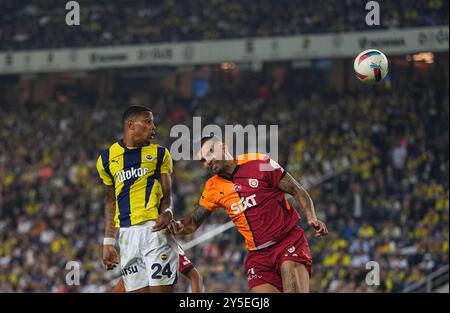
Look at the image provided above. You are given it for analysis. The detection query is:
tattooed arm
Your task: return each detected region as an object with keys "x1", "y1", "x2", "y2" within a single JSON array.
[
  {"x1": 104, "y1": 185, "x2": 118, "y2": 239},
  {"x1": 182, "y1": 204, "x2": 212, "y2": 234},
  {"x1": 103, "y1": 185, "x2": 119, "y2": 270},
  {"x1": 277, "y1": 172, "x2": 329, "y2": 237}
]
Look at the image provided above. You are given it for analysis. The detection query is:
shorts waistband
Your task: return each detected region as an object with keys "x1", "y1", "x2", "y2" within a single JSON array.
[
  {"x1": 250, "y1": 240, "x2": 276, "y2": 251},
  {"x1": 120, "y1": 220, "x2": 156, "y2": 231}
]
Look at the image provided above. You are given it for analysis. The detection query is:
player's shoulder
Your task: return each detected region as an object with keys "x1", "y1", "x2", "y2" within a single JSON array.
[
  {"x1": 237, "y1": 153, "x2": 277, "y2": 171},
  {"x1": 204, "y1": 175, "x2": 221, "y2": 186},
  {"x1": 203, "y1": 175, "x2": 229, "y2": 191},
  {"x1": 200, "y1": 175, "x2": 227, "y2": 202},
  {"x1": 148, "y1": 143, "x2": 170, "y2": 155},
  {"x1": 236, "y1": 153, "x2": 269, "y2": 165},
  {"x1": 151, "y1": 143, "x2": 168, "y2": 149},
  {"x1": 236, "y1": 154, "x2": 284, "y2": 179},
  {"x1": 97, "y1": 142, "x2": 119, "y2": 159}
]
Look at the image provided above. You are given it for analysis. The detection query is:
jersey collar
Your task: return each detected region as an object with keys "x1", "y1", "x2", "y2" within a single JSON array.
[
  {"x1": 118, "y1": 139, "x2": 148, "y2": 150},
  {"x1": 218, "y1": 163, "x2": 240, "y2": 181}
]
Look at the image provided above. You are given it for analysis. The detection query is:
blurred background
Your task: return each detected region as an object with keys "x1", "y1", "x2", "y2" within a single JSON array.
[{"x1": 0, "y1": 0, "x2": 448, "y2": 293}]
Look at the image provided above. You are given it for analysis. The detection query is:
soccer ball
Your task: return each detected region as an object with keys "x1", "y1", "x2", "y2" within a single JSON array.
[{"x1": 354, "y1": 49, "x2": 389, "y2": 83}]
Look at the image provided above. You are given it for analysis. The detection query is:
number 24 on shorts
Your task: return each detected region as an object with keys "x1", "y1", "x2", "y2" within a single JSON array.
[{"x1": 151, "y1": 263, "x2": 172, "y2": 279}]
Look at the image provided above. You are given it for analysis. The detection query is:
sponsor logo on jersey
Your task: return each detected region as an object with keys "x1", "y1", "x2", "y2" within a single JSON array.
[
  {"x1": 231, "y1": 194, "x2": 257, "y2": 214},
  {"x1": 116, "y1": 167, "x2": 149, "y2": 183},
  {"x1": 121, "y1": 265, "x2": 138, "y2": 276}
]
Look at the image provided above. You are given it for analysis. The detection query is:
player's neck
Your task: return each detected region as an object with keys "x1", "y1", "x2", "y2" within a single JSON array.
[
  {"x1": 221, "y1": 160, "x2": 238, "y2": 177},
  {"x1": 122, "y1": 136, "x2": 147, "y2": 149}
]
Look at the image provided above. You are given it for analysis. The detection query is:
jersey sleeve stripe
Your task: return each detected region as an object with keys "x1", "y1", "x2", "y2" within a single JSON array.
[
  {"x1": 117, "y1": 148, "x2": 142, "y2": 227},
  {"x1": 243, "y1": 210, "x2": 257, "y2": 248},
  {"x1": 153, "y1": 146, "x2": 165, "y2": 178},
  {"x1": 143, "y1": 146, "x2": 165, "y2": 210},
  {"x1": 144, "y1": 177, "x2": 155, "y2": 209},
  {"x1": 100, "y1": 149, "x2": 112, "y2": 177}
]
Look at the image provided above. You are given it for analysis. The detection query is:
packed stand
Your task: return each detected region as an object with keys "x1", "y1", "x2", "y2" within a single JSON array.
[
  {"x1": 1, "y1": 0, "x2": 449, "y2": 51},
  {"x1": 0, "y1": 61, "x2": 448, "y2": 292}
]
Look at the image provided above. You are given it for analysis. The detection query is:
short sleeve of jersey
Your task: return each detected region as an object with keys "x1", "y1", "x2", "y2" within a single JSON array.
[
  {"x1": 96, "y1": 155, "x2": 113, "y2": 186},
  {"x1": 198, "y1": 179, "x2": 220, "y2": 212},
  {"x1": 160, "y1": 148, "x2": 173, "y2": 174},
  {"x1": 263, "y1": 158, "x2": 286, "y2": 188}
]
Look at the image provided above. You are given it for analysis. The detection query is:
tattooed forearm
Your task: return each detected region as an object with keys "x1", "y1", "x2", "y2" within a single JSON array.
[
  {"x1": 192, "y1": 205, "x2": 212, "y2": 228},
  {"x1": 277, "y1": 172, "x2": 316, "y2": 221},
  {"x1": 180, "y1": 205, "x2": 212, "y2": 234},
  {"x1": 104, "y1": 185, "x2": 118, "y2": 238}
]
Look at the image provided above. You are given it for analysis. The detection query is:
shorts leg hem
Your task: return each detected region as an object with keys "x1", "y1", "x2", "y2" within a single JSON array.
[
  {"x1": 248, "y1": 279, "x2": 283, "y2": 293},
  {"x1": 279, "y1": 257, "x2": 312, "y2": 277},
  {"x1": 123, "y1": 282, "x2": 149, "y2": 292}
]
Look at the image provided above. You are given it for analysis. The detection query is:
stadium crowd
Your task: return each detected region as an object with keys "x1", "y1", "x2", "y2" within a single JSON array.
[
  {"x1": 1, "y1": 0, "x2": 448, "y2": 50},
  {"x1": 0, "y1": 58, "x2": 448, "y2": 292}
]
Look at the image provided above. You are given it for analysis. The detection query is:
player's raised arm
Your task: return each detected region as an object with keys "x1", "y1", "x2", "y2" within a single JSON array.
[
  {"x1": 277, "y1": 172, "x2": 329, "y2": 238},
  {"x1": 152, "y1": 172, "x2": 174, "y2": 231},
  {"x1": 103, "y1": 185, "x2": 119, "y2": 270},
  {"x1": 168, "y1": 204, "x2": 212, "y2": 235}
]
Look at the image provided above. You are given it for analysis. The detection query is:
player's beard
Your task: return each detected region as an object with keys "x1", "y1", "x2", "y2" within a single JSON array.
[{"x1": 210, "y1": 161, "x2": 225, "y2": 175}]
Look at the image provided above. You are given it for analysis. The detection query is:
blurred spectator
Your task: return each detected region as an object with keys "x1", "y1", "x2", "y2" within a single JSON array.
[
  {"x1": 0, "y1": 55, "x2": 448, "y2": 293},
  {"x1": 0, "y1": 0, "x2": 448, "y2": 50}
]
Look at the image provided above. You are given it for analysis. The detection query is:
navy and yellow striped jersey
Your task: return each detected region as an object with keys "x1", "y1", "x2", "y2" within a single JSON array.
[{"x1": 96, "y1": 139, "x2": 173, "y2": 228}]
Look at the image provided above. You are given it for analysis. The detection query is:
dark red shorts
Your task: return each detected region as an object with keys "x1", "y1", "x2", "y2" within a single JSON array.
[{"x1": 245, "y1": 225, "x2": 312, "y2": 292}]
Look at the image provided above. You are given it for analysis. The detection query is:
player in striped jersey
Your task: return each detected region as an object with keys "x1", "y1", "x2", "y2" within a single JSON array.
[
  {"x1": 96, "y1": 106, "x2": 178, "y2": 293},
  {"x1": 169, "y1": 136, "x2": 328, "y2": 293}
]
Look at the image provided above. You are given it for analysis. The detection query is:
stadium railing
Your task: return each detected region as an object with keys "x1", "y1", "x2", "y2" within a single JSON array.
[{"x1": 402, "y1": 265, "x2": 450, "y2": 293}]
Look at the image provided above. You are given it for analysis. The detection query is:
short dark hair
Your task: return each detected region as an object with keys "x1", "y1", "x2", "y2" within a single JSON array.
[{"x1": 122, "y1": 106, "x2": 151, "y2": 124}]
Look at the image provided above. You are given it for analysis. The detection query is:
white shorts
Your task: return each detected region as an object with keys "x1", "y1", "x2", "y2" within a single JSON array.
[{"x1": 119, "y1": 220, "x2": 179, "y2": 292}]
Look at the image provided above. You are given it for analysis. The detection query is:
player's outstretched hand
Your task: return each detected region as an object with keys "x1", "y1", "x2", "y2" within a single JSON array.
[
  {"x1": 103, "y1": 245, "x2": 119, "y2": 270},
  {"x1": 167, "y1": 220, "x2": 184, "y2": 235},
  {"x1": 308, "y1": 218, "x2": 329, "y2": 238},
  {"x1": 152, "y1": 210, "x2": 173, "y2": 232}
]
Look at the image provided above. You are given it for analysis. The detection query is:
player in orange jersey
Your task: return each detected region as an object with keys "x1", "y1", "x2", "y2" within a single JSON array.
[{"x1": 169, "y1": 136, "x2": 328, "y2": 293}]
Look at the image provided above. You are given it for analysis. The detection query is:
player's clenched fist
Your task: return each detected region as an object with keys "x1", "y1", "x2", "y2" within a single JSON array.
[
  {"x1": 167, "y1": 220, "x2": 184, "y2": 235},
  {"x1": 103, "y1": 245, "x2": 119, "y2": 270},
  {"x1": 152, "y1": 209, "x2": 174, "y2": 232},
  {"x1": 307, "y1": 218, "x2": 329, "y2": 238}
]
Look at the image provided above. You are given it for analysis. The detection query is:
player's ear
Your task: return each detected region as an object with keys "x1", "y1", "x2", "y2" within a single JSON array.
[{"x1": 127, "y1": 119, "x2": 134, "y2": 130}]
